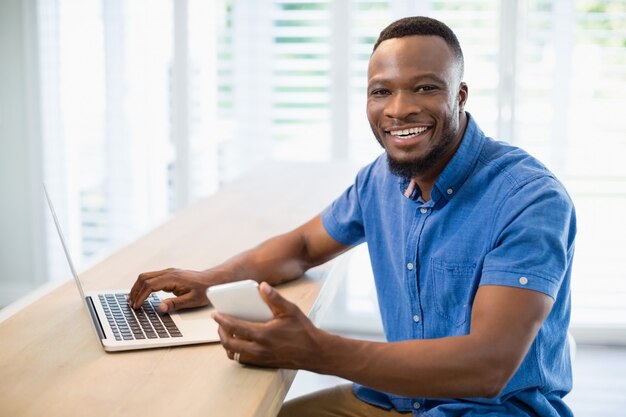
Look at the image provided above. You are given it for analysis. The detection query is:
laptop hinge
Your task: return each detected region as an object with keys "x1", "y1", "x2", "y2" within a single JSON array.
[{"x1": 85, "y1": 296, "x2": 106, "y2": 340}]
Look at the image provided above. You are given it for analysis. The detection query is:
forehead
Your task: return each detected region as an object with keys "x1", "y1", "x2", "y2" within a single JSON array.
[{"x1": 368, "y1": 35, "x2": 458, "y2": 82}]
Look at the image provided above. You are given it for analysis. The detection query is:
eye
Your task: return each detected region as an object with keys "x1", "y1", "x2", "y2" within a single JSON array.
[
  {"x1": 369, "y1": 88, "x2": 391, "y2": 97},
  {"x1": 415, "y1": 85, "x2": 437, "y2": 93}
]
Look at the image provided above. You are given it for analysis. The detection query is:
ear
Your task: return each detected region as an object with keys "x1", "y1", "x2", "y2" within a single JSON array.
[{"x1": 457, "y1": 82, "x2": 468, "y2": 113}]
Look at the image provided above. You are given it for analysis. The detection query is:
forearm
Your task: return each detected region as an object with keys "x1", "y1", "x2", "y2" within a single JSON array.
[
  {"x1": 206, "y1": 215, "x2": 348, "y2": 287},
  {"x1": 306, "y1": 286, "x2": 551, "y2": 399},
  {"x1": 214, "y1": 277, "x2": 550, "y2": 399},
  {"x1": 129, "y1": 215, "x2": 348, "y2": 311},
  {"x1": 208, "y1": 232, "x2": 313, "y2": 286},
  {"x1": 312, "y1": 332, "x2": 508, "y2": 399}
]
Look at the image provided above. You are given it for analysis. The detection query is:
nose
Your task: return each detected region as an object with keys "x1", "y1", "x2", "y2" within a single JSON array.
[{"x1": 384, "y1": 91, "x2": 420, "y2": 120}]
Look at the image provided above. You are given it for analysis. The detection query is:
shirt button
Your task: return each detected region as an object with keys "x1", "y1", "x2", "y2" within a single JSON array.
[
  {"x1": 407, "y1": 262, "x2": 414, "y2": 271},
  {"x1": 519, "y1": 276, "x2": 529, "y2": 285},
  {"x1": 420, "y1": 207, "x2": 428, "y2": 214},
  {"x1": 413, "y1": 401, "x2": 421, "y2": 409},
  {"x1": 447, "y1": 188, "x2": 454, "y2": 195},
  {"x1": 413, "y1": 315, "x2": 420, "y2": 323}
]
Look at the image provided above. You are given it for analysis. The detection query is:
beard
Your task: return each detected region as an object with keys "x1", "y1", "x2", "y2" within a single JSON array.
[
  {"x1": 374, "y1": 119, "x2": 458, "y2": 180},
  {"x1": 386, "y1": 133, "x2": 454, "y2": 179}
]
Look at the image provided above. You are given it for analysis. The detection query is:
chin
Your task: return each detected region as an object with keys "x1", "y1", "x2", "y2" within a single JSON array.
[{"x1": 386, "y1": 146, "x2": 445, "y2": 179}]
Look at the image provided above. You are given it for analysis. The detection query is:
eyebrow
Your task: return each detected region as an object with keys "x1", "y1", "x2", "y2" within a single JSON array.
[{"x1": 367, "y1": 73, "x2": 448, "y2": 86}]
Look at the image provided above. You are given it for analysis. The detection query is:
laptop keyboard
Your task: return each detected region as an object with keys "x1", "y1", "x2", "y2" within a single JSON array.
[{"x1": 99, "y1": 293, "x2": 182, "y2": 341}]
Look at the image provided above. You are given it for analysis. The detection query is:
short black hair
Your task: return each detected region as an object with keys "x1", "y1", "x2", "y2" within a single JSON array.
[{"x1": 373, "y1": 16, "x2": 464, "y2": 78}]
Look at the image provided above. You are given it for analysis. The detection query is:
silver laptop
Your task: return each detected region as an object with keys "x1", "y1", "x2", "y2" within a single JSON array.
[{"x1": 44, "y1": 185, "x2": 219, "y2": 352}]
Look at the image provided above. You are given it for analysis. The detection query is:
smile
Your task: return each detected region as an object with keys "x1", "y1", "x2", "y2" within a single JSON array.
[{"x1": 388, "y1": 126, "x2": 430, "y2": 138}]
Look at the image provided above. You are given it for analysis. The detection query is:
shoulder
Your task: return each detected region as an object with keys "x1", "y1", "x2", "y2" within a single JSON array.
[
  {"x1": 355, "y1": 153, "x2": 389, "y2": 183},
  {"x1": 321, "y1": 154, "x2": 390, "y2": 246},
  {"x1": 351, "y1": 153, "x2": 397, "y2": 198},
  {"x1": 474, "y1": 139, "x2": 576, "y2": 251},
  {"x1": 478, "y1": 138, "x2": 572, "y2": 206}
]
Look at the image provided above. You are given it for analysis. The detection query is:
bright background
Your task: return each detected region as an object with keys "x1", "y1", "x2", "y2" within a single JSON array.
[{"x1": 1, "y1": 0, "x2": 625, "y2": 349}]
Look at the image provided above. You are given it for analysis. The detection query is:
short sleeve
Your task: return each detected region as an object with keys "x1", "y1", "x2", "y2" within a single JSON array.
[
  {"x1": 481, "y1": 176, "x2": 576, "y2": 299},
  {"x1": 321, "y1": 170, "x2": 369, "y2": 247}
]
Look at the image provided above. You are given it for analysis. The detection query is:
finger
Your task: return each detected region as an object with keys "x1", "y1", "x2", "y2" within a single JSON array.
[
  {"x1": 129, "y1": 271, "x2": 153, "y2": 303},
  {"x1": 213, "y1": 312, "x2": 243, "y2": 336},
  {"x1": 259, "y1": 282, "x2": 297, "y2": 317},
  {"x1": 132, "y1": 280, "x2": 161, "y2": 309},
  {"x1": 159, "y1": 291, "x2": 203, "y2": 313},
  {"x1": 131, "y1": 272, "x2": 188, "y2": 309},
  {"x1": 225, "y1": 349, "x2": 235, "y2": 361},
  {"x1": 213, "y1": 312, "x2": 262, "y2": 341},
  {"x1": 129, "y1": 269, "x2": 171, "y2": 307},
  {"x1": 217, "y1": 325, "x2": 258, "y2": 364}
]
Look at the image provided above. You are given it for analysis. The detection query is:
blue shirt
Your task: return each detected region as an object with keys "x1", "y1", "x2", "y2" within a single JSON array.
[{"x1": 321, "y1": 114, "x2": 576, "y2": 416}]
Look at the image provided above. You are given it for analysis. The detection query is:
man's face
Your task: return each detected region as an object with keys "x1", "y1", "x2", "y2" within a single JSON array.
[{"x1": 366, "y1": 35, "x2": 468, "y2": 180}]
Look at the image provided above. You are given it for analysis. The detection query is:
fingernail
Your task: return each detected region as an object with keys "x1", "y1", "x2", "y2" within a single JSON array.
[{"x1": 260, "y1": 282, "x2": 271, "y2": 294}]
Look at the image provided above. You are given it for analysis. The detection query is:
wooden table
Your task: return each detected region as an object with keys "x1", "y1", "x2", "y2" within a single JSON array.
[{"x1": 0, "y1": 162, "x2": 358, "y2": 417}]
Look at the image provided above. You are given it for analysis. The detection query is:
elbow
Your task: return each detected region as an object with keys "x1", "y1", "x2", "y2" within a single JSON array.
[
  {"x1": 481, "y1": 379, "x2": 506, "y2": 399},
  {"x1": 477, "y1": 362, "x2": 517, "y2": 399},
  {"x1": 466, "y1": 339, "x2": 524, "y2": 398}
]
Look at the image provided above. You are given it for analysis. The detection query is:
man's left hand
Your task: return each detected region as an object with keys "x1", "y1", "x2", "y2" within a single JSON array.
[{"x1": 212, "y1": 282, "x2": 325, "y2": 369}]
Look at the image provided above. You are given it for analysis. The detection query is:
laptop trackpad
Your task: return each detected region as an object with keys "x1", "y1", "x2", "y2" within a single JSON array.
[{"x1": 171, "y1": 305, "x2": 215, "y2": 321}]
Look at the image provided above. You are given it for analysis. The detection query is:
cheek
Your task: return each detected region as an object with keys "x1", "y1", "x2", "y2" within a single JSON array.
[
  {"x1": 435, "y1": 98, "x2": 457, "y2": 120},
  {"x1": 366, "y1": 101, "x2": 382, "y2": 124}
]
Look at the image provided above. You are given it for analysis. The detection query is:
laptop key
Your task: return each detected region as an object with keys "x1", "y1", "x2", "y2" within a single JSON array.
[{"x1": 99, "y1": 292, "x2": 185, "y2": 342}]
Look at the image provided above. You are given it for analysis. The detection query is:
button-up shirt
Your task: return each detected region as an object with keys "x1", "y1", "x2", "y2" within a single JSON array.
[{"x1": 321, "y1": 114, "x2": 576, "y2": 416}]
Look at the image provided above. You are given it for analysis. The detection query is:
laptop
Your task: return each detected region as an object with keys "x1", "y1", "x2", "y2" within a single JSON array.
[{"x1": 44, "y1": 185, "x2": 219, "y2": 352}]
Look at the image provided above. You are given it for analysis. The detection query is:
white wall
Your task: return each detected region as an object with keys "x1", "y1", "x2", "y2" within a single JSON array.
[{"x1": 0, "y1": 0, "x2": 46, "y2": 307}]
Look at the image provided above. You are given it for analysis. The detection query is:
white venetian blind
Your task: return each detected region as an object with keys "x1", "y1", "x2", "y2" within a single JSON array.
[
  {"x1": 271, "y1": 0, "x2": 333, "y2": 160},
  {"x1": 38, "y1": 0, "x2": 174, "y2": 280},
  {"x1": 34, "y1": 0, "x2": 626, "y2": 341},
  {"x1": 508, "y1": 1, "x2": 626, "y2": 340},
  {"x1": 566, "y1": 1, "x2": 626, "y2": 337},
  {"x1": 348, "y1": 1, "x2": 394, "y2": 164}
]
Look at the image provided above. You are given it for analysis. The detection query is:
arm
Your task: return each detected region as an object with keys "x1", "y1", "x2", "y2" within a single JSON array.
[
  {"x1": 214, "y1": 283, "x2": 553, "y2": 399},
  {"x1": 128, "y1": 214, "x2": 349, "y2": 312},
  {"x1": 318, "y1": 285, "x2": 553, "y2": 398}
]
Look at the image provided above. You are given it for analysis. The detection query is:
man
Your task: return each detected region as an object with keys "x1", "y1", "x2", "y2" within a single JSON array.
[{"x1": 129, "y1": 16, "x2": 575, "y2": 416}]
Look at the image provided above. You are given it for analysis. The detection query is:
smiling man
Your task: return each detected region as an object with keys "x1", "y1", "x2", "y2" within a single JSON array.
[
  {"x1": 129, "y1": 17, "x2": 576, "y2": 417},
  {"x1": 367, "y1": 31, "x2": 467, "y2": 194}
]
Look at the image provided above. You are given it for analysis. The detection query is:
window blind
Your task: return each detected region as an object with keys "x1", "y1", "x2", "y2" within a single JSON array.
[{"x1": 35, "y1": 0, "x2": 626, "y2": 341}]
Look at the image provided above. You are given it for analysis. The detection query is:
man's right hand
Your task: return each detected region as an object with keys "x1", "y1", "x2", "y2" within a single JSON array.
[
  {"x1": 128, "y1": 268, "x2": 213, "y2": 313},
  {"x1": 128, "y1": 215, "x2": 347, "y2": 314}
]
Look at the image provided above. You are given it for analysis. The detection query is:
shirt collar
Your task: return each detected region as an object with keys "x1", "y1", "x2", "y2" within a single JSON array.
[{"x1": 399, "y1": 113, "x2": 485, "y2": 203}]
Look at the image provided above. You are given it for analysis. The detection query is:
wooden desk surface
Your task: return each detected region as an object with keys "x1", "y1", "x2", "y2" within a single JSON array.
[{"x1": 0, "y1": 162, "x2": 358, "y2": 417}]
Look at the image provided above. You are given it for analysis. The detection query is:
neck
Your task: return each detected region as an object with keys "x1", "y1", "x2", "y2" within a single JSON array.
[
  {"x1": 414, "y1": 180, "x2": 433, "y2": 202},
  {"x1": 412, "y1": 112, "x2": 468, "y2": 202}
]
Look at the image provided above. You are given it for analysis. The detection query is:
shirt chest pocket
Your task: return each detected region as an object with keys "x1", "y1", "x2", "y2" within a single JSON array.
[{"x1": 430, "y1": 259, "x2": 478, "y2": 327}]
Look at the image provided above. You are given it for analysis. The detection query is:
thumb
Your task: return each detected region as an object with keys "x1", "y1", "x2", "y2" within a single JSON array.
[
  {"x1": 259, "y1": 282, "x2": 296, "y2": 317},
  {"x1": 159, "y1": 292, "x2": 199, "y2": 313}
]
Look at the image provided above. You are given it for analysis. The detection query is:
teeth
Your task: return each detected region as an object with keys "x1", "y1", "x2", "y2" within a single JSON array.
[{"x1": 390, "y1": 126, "x2": 428, "y2": 136}]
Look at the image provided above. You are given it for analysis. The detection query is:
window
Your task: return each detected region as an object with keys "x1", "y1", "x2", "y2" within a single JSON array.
[
  {"x1": 560, "y1": 1, "x2": 626, "y2": 340},
  {"x1": 35, "y1": 0, "x2": 626, "y2": 341},
  {"x1": 505, "y1": 1, "x2": 626, "y2": 341},
  {"x1": 39, "y1": 0, "x2": 175, "y2": 280}
]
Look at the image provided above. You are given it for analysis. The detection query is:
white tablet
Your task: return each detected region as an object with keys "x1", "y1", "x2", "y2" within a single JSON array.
[{"x1": 207, "y1": 279, "x2": 274, "y2": 322}]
